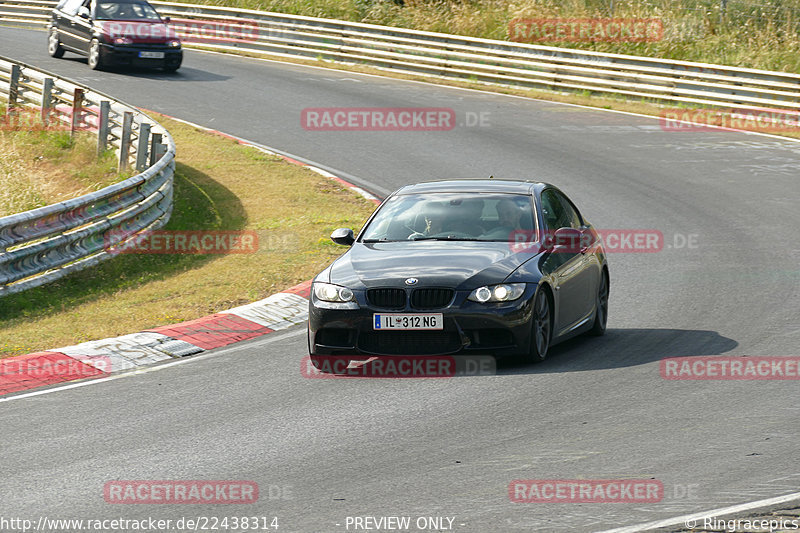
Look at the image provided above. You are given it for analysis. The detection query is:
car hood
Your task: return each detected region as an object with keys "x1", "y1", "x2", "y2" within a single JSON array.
[
  {"x1": 96, "y1": 20, "x2": 177, "y2": 43},
  {"x1": 328, "y1": 241, "x2": 538, "y2": 289}
]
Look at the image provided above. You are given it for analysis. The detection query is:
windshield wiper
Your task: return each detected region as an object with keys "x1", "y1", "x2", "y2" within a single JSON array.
[{"x1": 410, "y1": 236, "x2": 482, "y2": 241}]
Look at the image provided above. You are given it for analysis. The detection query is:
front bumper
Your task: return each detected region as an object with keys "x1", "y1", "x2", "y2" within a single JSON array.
[
  {"x1": 308, "y1": 286, "x2": 537, "y2": 357},
  {"x1": 100, "y1": 43, "x2": 182, "y2": 68}
]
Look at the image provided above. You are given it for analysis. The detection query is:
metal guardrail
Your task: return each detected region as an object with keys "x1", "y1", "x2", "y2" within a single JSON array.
[
  {"x1": 0, "y1": 56, "x2": 175, "y2": 297},
  {"x1": 2, "y1": 0, "x2": 800, "y2": 112},
  {"x1": 0, "y1": 2, "x2": 797, "y2": 294}
]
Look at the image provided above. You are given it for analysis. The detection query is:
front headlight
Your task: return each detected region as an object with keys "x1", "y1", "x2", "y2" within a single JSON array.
[
  {"x1": 313, "y1": 282, "x2": 354, "y2": 303},
  {"x1": 468, "y1": 283, "x2": 526, "y2": 303},
  {"x1": 112, "y1": 36, "x2": 134, "y2": 45},
  {"x1": 166, "y1": 39, "x2": 181, "y2": 48}
]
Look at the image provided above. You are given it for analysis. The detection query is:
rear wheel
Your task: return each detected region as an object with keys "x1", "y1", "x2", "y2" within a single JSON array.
[
  {"x1": 48, "y1": 29, "x2": 64, "y2": 58},
  {"x1": 526, "y1": 288, "x2": 551, "y2": 363},
  {"x1": 88, "y1": 39, "x2": 104, "y2": 70},
  {"x1": 590, "y1": 270, "x2": 609, "y2": 336}
]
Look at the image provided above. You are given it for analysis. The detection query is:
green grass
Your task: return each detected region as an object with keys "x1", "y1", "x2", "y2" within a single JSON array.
[
  {"x1": 0, "y1": 104, "x2": 126, "y2": 216},
  {"x1": 185, "y1": 0, "x2": 800, "y2": 73}
]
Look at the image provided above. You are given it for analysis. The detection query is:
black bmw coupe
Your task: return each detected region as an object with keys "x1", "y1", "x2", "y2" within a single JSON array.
[{"x1": 308, "y1": 179, "x2": 609, "y2": 369}]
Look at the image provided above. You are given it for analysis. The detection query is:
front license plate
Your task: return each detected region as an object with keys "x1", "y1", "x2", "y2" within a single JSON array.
[
  {"x1": 139, "y1": 51, "x2": 165, "y2": 59},
  {"x1": 373, "y1": 313, "x2": 443, "y2": 330}
]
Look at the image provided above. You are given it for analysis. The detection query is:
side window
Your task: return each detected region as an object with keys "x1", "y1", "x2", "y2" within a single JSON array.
[
  {"x1": 556, "y1": 193, "x2": 583, "y2": 229},
  {"x1": 540, "y1": 189, "x2": 570, "y2": 230},
  {"x1": 61, "y1": 0, "x2": 84, "y2": 15}
]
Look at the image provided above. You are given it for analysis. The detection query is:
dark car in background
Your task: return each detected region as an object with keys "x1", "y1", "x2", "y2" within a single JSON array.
[
  {"x1": 308, "y1": 179, "x2": 610, "y2": 371},
  {"x1": 48, "y1": 0, "x2": 182, "y2": 71}
]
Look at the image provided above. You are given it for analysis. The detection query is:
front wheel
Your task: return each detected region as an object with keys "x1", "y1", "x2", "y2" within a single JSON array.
[
  {"x1": 48, "y1": 29, "x2": 65, "y2": 58},
  {"x1": 589, "y1": 270, "x2": 609, "y2": 336},
  {"x1": 526, "y1": 288, "x2": 551, "y2": 363},
  {"x1": 88, "y1": 39, "x2": 104, "y2": 70},
  {"x1": 163, "y1": 56, "x2": 182, "y2": 72}
]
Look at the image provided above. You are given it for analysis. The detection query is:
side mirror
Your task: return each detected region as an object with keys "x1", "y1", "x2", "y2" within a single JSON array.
[
  {"x1": 550, "y1": 227, "x2": 582, "y2": 254},
  {"x1": 330, "y1": 228, "x2": 355, "y2": 246},
  {"x1": 163, "y1": 16, "x2": 170, "y2": 23},
  {"x1": 77, "y1": 6, "x2": 91, "y2": 18}
]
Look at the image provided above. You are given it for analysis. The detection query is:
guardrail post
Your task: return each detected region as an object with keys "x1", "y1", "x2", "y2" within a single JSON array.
[
  {"x1": 150, "y1": 133, "x2": 163, "y2": 165},
  {"x1": 118, "y1": 111, "x2": 134, "y2": 171},
  {"x1": 41, "y1": 78, "x2": 54, "y2": 126},
  {"x1": 135, "y1": 122, "x2": 151, "y2": 170},
  {"x1": 8, "y1": 64, "x2": 21, "y2": 110},
  {"x1": 70, "y1": 87, "x2": 84, "y2": 136},
  {"x1": 97, "y1": 100, "x2": 111, "y2": 156},
  {"x1": 0, "y1": 56, "x2": 177, "y2": 298}
]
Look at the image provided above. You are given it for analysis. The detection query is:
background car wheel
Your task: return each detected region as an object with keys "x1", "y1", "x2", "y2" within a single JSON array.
[
  {"x1": 88, "y1": 40, "x2": 104, "y2": 70},
  {"x1": 527, "y1": 288, "x2": 551, "y2": 363},
  {"x1": 48, "y1": 29, "x2": 64, "y2": 58},
  {"x1": 590, "y1": 270, "x2": 609, "y2": 336},
  {"x1": 163, "y1": 57, "x2": 182, "y2": 72}
]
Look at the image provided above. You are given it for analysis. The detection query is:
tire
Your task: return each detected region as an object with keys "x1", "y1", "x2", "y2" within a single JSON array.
[
  {"x1": 590, "y1": 270, "x2": 609, "y2": 336},
  {"x1": 526, "y1": 287, "x2": 552, "y2": 363},
  {"x1": 88, "y1": 39, "x2": 103, "y2": 70},
  {"x1": 163, "y1": 57, "x2": 182, "y2": 72},
  {"x1": 48, "y1": 29, "x2": 65, "y2": 58}
]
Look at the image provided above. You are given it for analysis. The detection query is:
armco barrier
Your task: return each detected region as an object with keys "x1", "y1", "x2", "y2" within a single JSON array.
[
  {"x1": 0, "y1": 55, "x2": 175, "y2": 297},
  {"x1": 2, "y1": 0, "x2": 800, "y2": 112}
]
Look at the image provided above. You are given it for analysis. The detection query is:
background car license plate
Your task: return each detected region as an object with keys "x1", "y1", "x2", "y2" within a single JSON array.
[
  {"x1": 139, "y1": 51, "x2": 165, "y2": 59},
  {"x1": 374, "y1": 313, "x2": 443, "y2": 330}
]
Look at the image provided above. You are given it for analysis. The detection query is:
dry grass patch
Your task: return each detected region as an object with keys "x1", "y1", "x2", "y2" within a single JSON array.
[
  {"x1": 0, "y1": 106, "x2": 124, "y2": 217},
  {"x1": 186, "y1": 0, "x2": 800, "y2": 73}
]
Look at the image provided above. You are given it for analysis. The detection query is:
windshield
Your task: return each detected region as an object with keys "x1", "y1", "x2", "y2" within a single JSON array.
[
  {"x1": 360, "y1": 192, "x2": 536, "y2": 243},
  {"x1": 94, "y1": 0, "x2": 161, "y2": 20}
]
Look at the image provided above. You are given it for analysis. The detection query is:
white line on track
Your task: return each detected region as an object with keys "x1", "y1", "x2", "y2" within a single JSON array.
[
  {"x1": 598, "y1": 491, "x2": 800, "y2": 532},
  {"x1": 0, "y1": 328, "x2": 305, "y2": 404}
]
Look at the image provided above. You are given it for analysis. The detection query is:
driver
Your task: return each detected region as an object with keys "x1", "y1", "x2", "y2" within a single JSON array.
[
  {"x1": 408, "y1": 202, "x2": 447, "y2": 239},
  {"x1": 481, "y1": 198, "x2": 523, "y2": 240}
]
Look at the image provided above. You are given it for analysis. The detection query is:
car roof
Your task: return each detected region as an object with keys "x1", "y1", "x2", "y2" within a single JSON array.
[{"x1": 393, "y1": 179, "x2": 546, "y2": 196}]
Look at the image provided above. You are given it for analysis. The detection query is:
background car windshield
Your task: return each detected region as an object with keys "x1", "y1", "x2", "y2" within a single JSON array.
[
  {"x1": 94, "y1": 1, "x2": 160, "y2": 20},
  {"x1": 360, "y1": 193, "x2": 535, "y2": 242}
]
